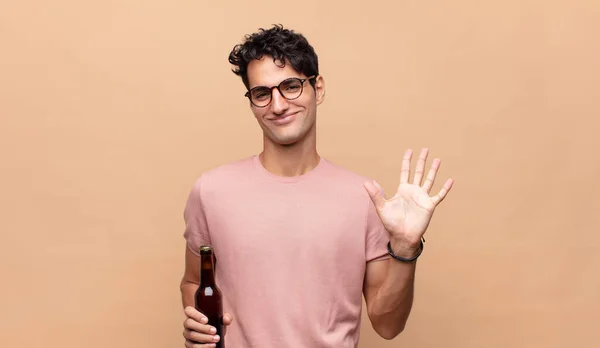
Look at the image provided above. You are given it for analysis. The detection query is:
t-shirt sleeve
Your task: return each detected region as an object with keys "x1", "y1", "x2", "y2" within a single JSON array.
[
  {"x1": 365, "y1": 193, "x2": 390, "y2": 262},
  {"x1": 183, "y1": 177, "x2": 211, "y2": 257}
]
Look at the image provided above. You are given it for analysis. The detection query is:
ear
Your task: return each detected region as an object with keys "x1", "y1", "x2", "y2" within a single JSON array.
[{"x1": 314, "y1": 75, "x2": 326, "y2": 105}]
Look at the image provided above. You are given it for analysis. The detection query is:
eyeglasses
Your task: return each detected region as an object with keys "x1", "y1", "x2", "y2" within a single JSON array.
[{"x1": 245, "y1": 75, "x2": 317, "y2": 108}]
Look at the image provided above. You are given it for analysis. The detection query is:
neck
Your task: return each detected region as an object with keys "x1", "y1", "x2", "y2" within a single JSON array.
[{"x1": 260, "y1": 129, "x2": 320, "y2": 177}]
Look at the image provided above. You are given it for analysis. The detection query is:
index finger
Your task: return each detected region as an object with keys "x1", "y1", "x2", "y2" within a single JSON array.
[
  {"x1": 400, "y1": 149, "x2": 413, "y2": 184},
  {"x1": 184, "y1": 306, "x2": 208, "y2": 324}
]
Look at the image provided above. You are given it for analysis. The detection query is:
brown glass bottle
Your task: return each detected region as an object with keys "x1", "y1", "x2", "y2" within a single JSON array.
[{"x1": 194, "y1": 245, "x2": 225, "y2": 348}]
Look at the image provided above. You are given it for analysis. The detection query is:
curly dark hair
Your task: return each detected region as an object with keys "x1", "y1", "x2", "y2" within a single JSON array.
[{"x1": 228, "y1": 24, "x2": 319, "y2": 91}]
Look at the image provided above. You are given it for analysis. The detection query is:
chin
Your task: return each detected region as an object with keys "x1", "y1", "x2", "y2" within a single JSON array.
[
  {"x1": 264, "y1": 129, "x2": 303, "y2": 146},
  {"x1": 271, "y1": 135, "x2": 301, "y2": 146}
]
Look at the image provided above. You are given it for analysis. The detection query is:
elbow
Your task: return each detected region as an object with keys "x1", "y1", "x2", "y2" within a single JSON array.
[
  {"x1": 375, "y1": 325, "x2": 405, "y2": 340},
  {"x1": 369, "y1": 311, "x2": 406, "y2": 340},
  {"x1": 179, "y1": 277, "x2": 188, "y2": 293},
  {"x1": 180, "y1": 276, "x2": 198, "y2": 291}
]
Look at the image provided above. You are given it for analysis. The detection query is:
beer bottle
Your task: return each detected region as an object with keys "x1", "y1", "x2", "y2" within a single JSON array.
[{"x1": 194, "y1": 245, "x2": 225, "y2": 347}]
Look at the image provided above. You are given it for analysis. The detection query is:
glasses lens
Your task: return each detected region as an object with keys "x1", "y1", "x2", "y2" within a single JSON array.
[
  {"x1": 250, "y1": 87, "x2": 271, "y2": 106},
  {"x1": 280, "y1": 79, "x2": 303, "y2": 99}
]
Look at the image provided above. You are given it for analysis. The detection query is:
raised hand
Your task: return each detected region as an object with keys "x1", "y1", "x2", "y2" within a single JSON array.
[{"x1": 363, "y1": 148, "x2": 453, "y2": 256}]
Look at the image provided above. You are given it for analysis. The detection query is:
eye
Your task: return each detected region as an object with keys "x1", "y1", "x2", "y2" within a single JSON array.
[
  {"x1": 252, "y1": 89, "x2": 270, "y2": 100},
  {"x1": 282, "y1": 80, "x2": 302, "y2": 91}
]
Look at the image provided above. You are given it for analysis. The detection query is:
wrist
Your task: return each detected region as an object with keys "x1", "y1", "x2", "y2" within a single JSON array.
[{"x1": 389, "y1": 236, "x2": 422, "y2": 259}]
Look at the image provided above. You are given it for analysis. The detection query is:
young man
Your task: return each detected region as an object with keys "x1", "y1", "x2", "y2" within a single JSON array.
[{"x1": 180, "y1": 24, "x2": 453, "y2": 348}]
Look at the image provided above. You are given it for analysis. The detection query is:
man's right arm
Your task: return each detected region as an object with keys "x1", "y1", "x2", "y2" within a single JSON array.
[{"x1": 180, "y1": 245, "x2": 200, "y2": 308}]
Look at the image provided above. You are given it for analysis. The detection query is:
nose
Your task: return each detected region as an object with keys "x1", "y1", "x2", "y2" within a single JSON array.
[{"x1": 270, "y1": 88, "x2": 290, "y2": 115}]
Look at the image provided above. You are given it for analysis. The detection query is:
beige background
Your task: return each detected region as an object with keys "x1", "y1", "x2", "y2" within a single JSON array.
[{"x1": 1, "y1": 1, "x2": 599, "y2": 347}]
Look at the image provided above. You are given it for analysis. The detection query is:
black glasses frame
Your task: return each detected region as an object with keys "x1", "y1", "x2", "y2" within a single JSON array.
[{"x1": 245, "y1": 75, "x2": 317, "y2": 108}]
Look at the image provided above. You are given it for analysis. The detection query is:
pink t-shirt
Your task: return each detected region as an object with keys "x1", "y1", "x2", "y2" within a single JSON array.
[{"x1": 183, "y1": 155, "x2": 390, "y2": 348}]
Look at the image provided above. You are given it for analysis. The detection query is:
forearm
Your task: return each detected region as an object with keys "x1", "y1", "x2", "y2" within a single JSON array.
[
  {"x1": 369, "y1": 240, "x2": 419, "y2": 339},
  {"x1": 180, "y1": 280, "x2": 199, "y2": 308}
]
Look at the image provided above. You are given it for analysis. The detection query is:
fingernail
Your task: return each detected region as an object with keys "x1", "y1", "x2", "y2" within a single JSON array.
[
  {"x1": 214, "y1": 335, "x2": 220, "y2": 342},
  {"x1": 201, "y1": 317, "x2": 208, "y2": 324},
  {"x1": 210, "y1": 327, "x2": 217, "y2": 334}
]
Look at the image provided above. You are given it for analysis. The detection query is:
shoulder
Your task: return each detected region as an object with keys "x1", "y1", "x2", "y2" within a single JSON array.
[
  {"x1": 319, "y1": 157, "x2": 378, "y2": 200},
  {"x1": 321, "y1": 157, "x2": 375, "y2": 187},
  {"x1": 187, "y1": 155, "x2": 256, "y2": 194},
  {"x1": 320, "y1": 158, "x2": 386, "y2": 235}
]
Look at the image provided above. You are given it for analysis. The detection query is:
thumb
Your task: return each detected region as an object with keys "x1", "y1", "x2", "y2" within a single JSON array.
[
  {"x1": 363, "y1": 180, "x2": 386, "y2": 211},
  {"x1": 222, "y1": 313, "x2": 233, "y2": 336},
  {"x1": 223, "y1": 313, "x2": 234, "y2": 326}
]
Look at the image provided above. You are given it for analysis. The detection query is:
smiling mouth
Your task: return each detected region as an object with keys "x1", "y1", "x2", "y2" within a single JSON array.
[
  {"x1": 268, "y1": 112, "x2": 298, "y2": 125},
  {"x1": 268, "y1": 111, "x2": 298, "y2": 120}
]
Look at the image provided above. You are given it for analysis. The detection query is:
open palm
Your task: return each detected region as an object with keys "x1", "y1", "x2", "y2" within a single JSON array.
[{"x1": 364, "y1": 148, "x2": 454, "y2": 244}]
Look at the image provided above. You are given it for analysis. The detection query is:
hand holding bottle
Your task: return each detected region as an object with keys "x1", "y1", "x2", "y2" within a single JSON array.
[{"x1": 183, "y1": 306, "x2": 233, "y2": 347}]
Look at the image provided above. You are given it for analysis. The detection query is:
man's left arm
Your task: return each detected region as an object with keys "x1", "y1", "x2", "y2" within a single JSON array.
[
  {"x1": 363, "y1": 242, "x2": 419, "y2": 339},
  {"x1": 362, "y1": 148, "x2": 454, "y2": 340}
]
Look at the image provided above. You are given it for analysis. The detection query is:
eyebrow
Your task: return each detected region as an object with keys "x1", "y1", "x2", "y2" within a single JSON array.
[{"x1": 249, "y1": 76, "x2": 302, "y2": 89}]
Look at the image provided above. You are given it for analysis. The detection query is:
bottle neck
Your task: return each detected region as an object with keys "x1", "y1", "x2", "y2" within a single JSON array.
[{"x1": 200, "y1": 253, "x2": 216, "y2": 286}]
